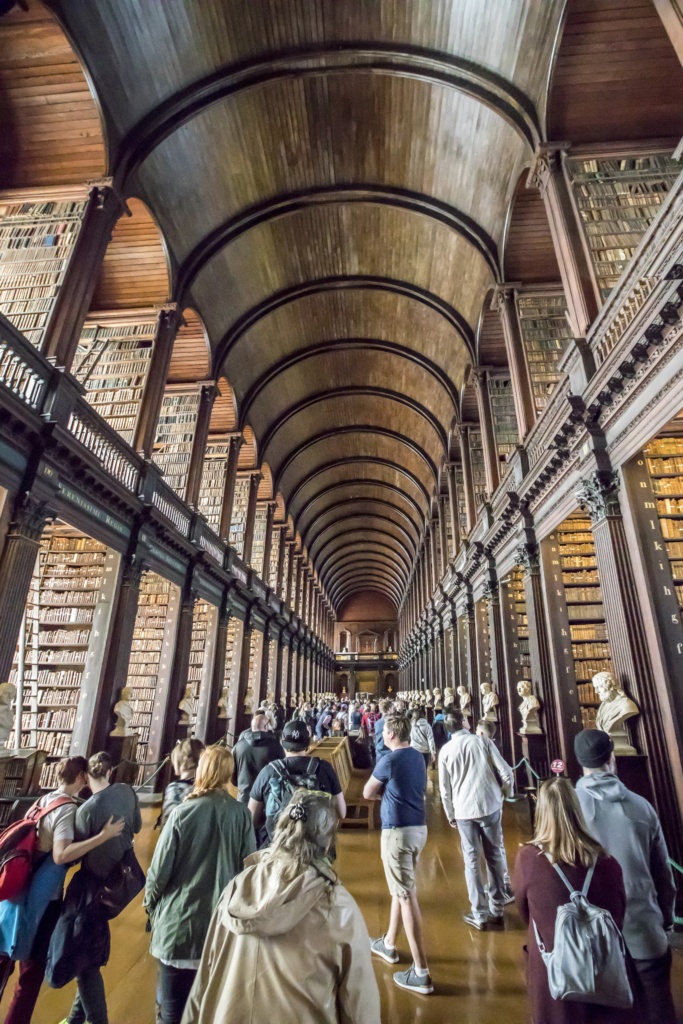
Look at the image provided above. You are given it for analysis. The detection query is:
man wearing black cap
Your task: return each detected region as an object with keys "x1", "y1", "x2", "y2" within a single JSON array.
[
  {"x1": 574, "y1": 728, "x2": 676, "y2": 1024},
  {"x1": 248, "y1": 720, "x2": 346, "y2": 844}
]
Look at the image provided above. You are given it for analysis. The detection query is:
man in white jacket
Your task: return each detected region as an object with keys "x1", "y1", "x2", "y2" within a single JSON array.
[{"x1": 438, "y1": 710, "x2": 514, "y2": 930}]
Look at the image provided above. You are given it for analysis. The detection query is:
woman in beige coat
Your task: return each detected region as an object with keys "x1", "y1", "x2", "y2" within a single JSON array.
[{"x1": 181, "y1": 790, "x2": 380, "y2": 1024}]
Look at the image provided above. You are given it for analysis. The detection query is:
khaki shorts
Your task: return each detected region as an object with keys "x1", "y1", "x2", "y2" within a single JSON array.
[{"x1": 380, "y1": 825, "x2": 428, "y2": 898}]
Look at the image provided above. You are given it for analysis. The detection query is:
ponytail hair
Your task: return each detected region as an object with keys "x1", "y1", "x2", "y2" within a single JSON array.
[
  {"x1": 269, "y1": 790, "x2": 338, "y2": 881},
  {"x1": 88, "y1": 750, "x2": 113, "y2": 780},
  {"x1": 185, "y1": 745, "x2": 233, "y2": 801}
]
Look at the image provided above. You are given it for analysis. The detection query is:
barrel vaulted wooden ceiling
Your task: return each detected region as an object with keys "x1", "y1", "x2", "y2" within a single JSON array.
[{"x1": 5, "y1": 0, "x2": 682, "y2": 614}]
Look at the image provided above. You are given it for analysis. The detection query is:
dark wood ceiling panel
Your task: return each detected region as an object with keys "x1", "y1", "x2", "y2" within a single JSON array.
[
  {"x1": 168, "y1": 309, "x2": 210, "y2": 382},
  {"x1": 277, "y1": 432, "x2": 433, "y2": 511},
  {"x1": 548, "y1": 0, "x2": 683, "y2": 144},
  {"x1": 237, "y1": 425, "x2": 258, "y2": 469},
  {"x1": 299, "y1": 489, "x2": 423, "y2": 546},
  {"x1": 216, "y1": 289, "x2": 469, "y2": 414},
  {"x1": 291, "y1": 467, "x2": 427, "y2": 531},
  {"x1": 246, "y1": 351, "x2": 455, "y2": 449},
  {"x1": 307, "y1": 500, "x2": 421, "y2": 552},
  {"x1": 49, "y1": 1, "x2": 560, "y2": 140},
  {"x1": 503, "y1": 175, "x2": 561, "y2": 284},
  {"x1": 91, "y1": 198, "x2": 169, "y2": 310},
  {"x1": 0, "y1": 0, "x2": 105, "y2": 188},
  {"x1": 477, "y1": 303, "x2": 509, "y2": 367}
]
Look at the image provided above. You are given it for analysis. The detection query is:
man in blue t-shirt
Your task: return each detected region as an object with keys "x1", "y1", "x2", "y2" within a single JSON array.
[{"x1": 363, "y1": 713, "x2": 432, "y2": 997}]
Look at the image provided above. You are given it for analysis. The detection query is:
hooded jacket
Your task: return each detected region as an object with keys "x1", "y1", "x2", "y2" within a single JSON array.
[
  {"x1": 576, "y1": 771, "x2": 675, "y2": 959},
  {"x1": 232, "y1": 729, "x2": 285, "y2": 803},
  {"x1": 181, "y1": 851, "x2": 380, "y2": 1024}
]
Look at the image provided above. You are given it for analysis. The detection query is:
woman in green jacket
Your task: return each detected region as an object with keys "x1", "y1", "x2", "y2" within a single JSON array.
[{"x1": 144, "y1": 745, "x2": 255, "y2": 1024}]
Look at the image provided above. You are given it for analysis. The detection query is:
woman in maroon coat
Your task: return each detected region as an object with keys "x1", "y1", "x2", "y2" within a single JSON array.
[{"x1": 514, "y1": 778, "x2": 640, "y2": 1024}]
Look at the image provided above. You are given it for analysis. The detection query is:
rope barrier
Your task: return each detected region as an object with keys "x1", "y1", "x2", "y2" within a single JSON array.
[
  {"x1": 666, "y1": 858, "x2": 683, "y2": 927},
  {"x1": 511, "y1": 757, "x2": 542, "y2": 781},
  {"x1": 131, "y1": 755, "x2": 171, "y2": 793}
]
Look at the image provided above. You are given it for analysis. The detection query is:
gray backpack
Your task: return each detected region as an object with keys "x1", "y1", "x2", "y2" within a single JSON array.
[{"x1": 533, "y1": 858, "x2": 633, "y2": 1009}]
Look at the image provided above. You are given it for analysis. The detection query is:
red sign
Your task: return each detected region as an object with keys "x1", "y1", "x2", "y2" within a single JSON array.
[{"x1": 551, "y1": 759, "x2": 566, "y2": 775}]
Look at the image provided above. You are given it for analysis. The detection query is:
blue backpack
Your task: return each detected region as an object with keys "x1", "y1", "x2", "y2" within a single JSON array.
[{"x1": 264, "y1": 758, "x2": 321, "y2": 822}]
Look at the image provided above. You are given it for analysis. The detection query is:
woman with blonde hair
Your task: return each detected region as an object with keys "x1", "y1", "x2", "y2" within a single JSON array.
[
  {"x1": 182, "y1": 790, "x2": 380, "y2": 1024},
  {"x1": 145, "y1": 746, "x2": 255, "y2": 1024},
  {"x1": 514, "y1": 778, "x2": 638, "y2": 1024}
]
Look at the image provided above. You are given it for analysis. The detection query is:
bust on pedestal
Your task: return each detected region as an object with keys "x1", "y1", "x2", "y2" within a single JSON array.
[
  {"x1": 443, "y1": 687, "x2": 454, "y2": 708},
  {"x1": 0, "y1": 683, "x2": 17, "y2": 750},
  {"x1": 179, "y1": 685, "x2": 197, "y2": 733},
  {"x1": 517, "y1": 679, "x2": 542, "y2": 735},
  {"x1": 480, "y1": 682, "x2": 499, "y2": 722},
  {"x1": 457, "y1": 685, "x2": 472, "y2": 725},
  {"x1": 217, "y1": 688, "x2": 228, "y2": 719},
  {"x1": 592, "y1": 671, "x2": 639, "y2": 755},
  {"x1": 110, "y1": 686, "x2": 136, "y2": 737}
]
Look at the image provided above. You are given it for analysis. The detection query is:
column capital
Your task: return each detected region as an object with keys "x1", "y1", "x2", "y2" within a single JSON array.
[
  {"x1": 526, "y1": 142, "x2": 571, "y2": 193},
  {"x1": 576, "y1": 470, "x2": 621, "y2": 523}
]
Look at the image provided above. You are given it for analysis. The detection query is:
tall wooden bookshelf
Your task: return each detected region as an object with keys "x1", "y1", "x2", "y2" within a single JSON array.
[
  {"x1": 268, "y1": 527, "x2": 281, "y2": 591},
  {"x1": 643, "y1": 435, "x2": 683, "y2": 610},
  {"x1": 517, "y1": 292, "x2": 574, "y2": 414},
  {"x1": 250, "y1": 504, "x2": 268, "y2": 574},
  {"x1": 443, "y1": 495, "x2": 454, "y2": 561},
  {"x1": 470, "y1": 428, "x2": 488, "y2": 508},
  {"x1": 246, "y1": 630, "x2": 261, "y2": 713},
  {"x1": 188, "y1": 600, "x2": 211, "y2": 731},
  {"x1": 197, "y1": 438, "x2": 230, "y2": 530},
  {"x1": 503, "y1": 567, "x2": 531, "y2": 682},
  {"x1": 455, "y1": 465, "x2": 468, "y2": 536},
  {"x1": 128, "y1": 572, "x2": 173, "y2": 780},
  {"x1": 73, "y1": 317, "x2": 155, "y2": 445},
  {"x1": 567, "y1": 153, "x2": 680, "y2": 300},
  {"x1": 152, "y1": 385, "x2": 201, "y2": 498},
  {"x1": 266, "y1": 635, "x2": 278, "y2": 702},
  {"x1": 279, "y1": 542, "x2": 290, "y2": 601},
  {"x1": 229, "y1": 475, "x2": 250, "y2": 557},
  {"x1": 0, "y1": 196, "x2": 86, "y2": 349},
  {"x1": 489, "y1": 376, "x2": 518, "y2": 460},
  {"x1": 557, "y1": 514, "x2": 613, "y2": 728},
  {"x1": 10, "y1": 527, "x2": 107, "y2": 789}
]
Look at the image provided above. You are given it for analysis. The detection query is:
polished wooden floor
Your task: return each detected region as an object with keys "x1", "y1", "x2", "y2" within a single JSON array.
[{"x1": 3, "y1": 774, "x2": 682, "y2": 1023}]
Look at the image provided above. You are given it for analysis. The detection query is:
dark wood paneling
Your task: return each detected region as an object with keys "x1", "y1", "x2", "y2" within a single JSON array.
[
  {"x1": 0, "y1": 0, "x2": 105, "y2": 188},
  {"x1": 548, "y1": 0, "x2": 683, "y2": 144},
  {"x1": 92, "y1": 198, "x2": 169, "y2": 310},
  {"x1": 504, "y1": 177, "x2": 561, "y2": 284}
]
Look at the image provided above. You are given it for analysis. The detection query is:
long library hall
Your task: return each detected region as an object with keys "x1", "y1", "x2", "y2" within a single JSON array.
[{"x1": 0, "y1": 2, "x2": 683, "y2": 1023}]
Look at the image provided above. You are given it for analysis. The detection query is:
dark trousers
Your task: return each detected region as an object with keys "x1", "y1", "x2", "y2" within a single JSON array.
[
  {"x1": 157, "y1": 962, "x2": 197, "y2": 1024},
  {"x1": 67, "y1": 965, "x2": 109, "y2": 1024},
  {"x1": 633, "y1": 948, "x2": 675, "y2": 1024},
  {"x1": 0, "y1": 898, "x2": 62, "y2": 1024}
]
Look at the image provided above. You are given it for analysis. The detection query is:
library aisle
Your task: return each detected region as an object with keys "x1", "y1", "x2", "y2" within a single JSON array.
[{"x1": 4, "y1": 779, "x2": 682, "y2": 1024}]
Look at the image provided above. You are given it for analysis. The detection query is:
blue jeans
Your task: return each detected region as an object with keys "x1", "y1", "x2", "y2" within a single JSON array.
[
  {"x1": 67, "y1": 966, "x2": 108, "y2": 1024},
  {"x1": 157, "y1": 963, "x2": 197, "y2": 1024},
  {"x1": 456, "y1": 809, "x2": 507, "y2": 923}
]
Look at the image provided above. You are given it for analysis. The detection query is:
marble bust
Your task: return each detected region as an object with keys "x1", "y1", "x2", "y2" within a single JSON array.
[
  {"x1": 433, "y1": 689, "x2": 442, "y2": 708},
  {"x1": 593, "y1": 671, "x2": 639, "y2": 754},
  {"x1": 443, "y1": 687, "x2": 455, "y2": 708},
  {"x1": 517, "y1": 679, "x2": 542, "y2": 735},
  {"x1": 111, "y1": 686, "x2": 136, "y2": 737},
  {"x1": 178, "y1": 684, "x2": 197, "y2": 726},
  {"x1": 0, "y1": 682, "x2": 16, "y2": 748},
  {"x1": 480, "y1": 682, "x2": 499, "y2": 721},
  {"x1": 217, "y1": 688, "x2": 229, "y2": 719},
  {"x1": 457, "y1": 685, "x2": 472, "y2": 719}
]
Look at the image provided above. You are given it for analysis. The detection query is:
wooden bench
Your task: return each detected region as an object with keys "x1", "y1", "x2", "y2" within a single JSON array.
[{"x1": 310, "y1": 737, "x2": 380, "y2": 831}]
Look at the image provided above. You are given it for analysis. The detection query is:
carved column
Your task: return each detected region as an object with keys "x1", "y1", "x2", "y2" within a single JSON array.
[
  {"x1": 133, "y1": 305, "x2": 184, "y2": 457},
  {"x1": 284, "y1": 541, "x2": 296, "y2": 606},
  {"x1": 184, "y1": 381, "x2": 218, "y2": 508},
  {"x1": 0, "y1": 497, "x2": 55, "y2": 688},
  {"x1": 471, "y1": 369, "x2": 501, "y2": 495},
  {"x1": 446, "y1": 462, "x2": 462, "y2": 557},
  {"x1": 260, "y1": 502, "x2": 276, "y2": 586},
  {"x1": 430, "y1": 517, "x2": 440, "y2": 587},
  {"x1": 577, "y1": 471, "x2": 683, "y2": 858},
  {"x1": 517, "y1": 541, "x2": 558, "y2": 767},
  {"x1": 457, "y1": 427, "x2": 477, "y2": 534},
  {"x1": 242, "y1": 471, "x2": 262, "y2": 566},
  {"x1": 42, "y1": 180, "x2": 127, "y2": 370},
  {"x1": 274, "y1": 525, "x2": 286, "y2": 593},
  {"x1": 491, "y1": 287, "x2": 536, "y2": 439},
  {"x1": 218, "y1": 434, "x2": 245, "y2": 542},
  {"x1": 528, "y1": 146, "x2": 600, "y2": 338},
  {"x1": 300, "y1": 568, "x2": 310, "y2": 625},
  {"x1": 438, "y1": 496, "x2": 448, "y2": 576},
  {"x1": 485, "y1": 581, "x2": 514, "y2": 764}
]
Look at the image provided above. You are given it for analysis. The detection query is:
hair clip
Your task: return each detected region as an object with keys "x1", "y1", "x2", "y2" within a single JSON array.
[{"x1": 289, "y1": 803, "x2": 307, "y2": 823}]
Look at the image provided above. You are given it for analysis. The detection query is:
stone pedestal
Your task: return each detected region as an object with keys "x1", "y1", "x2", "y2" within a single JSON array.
[
  {"x1": 108, "y1": 734, "x2": 138, "y2": 786},
  {"x1": 521, "y1": 732, "x2": 549, "y2": 789}
]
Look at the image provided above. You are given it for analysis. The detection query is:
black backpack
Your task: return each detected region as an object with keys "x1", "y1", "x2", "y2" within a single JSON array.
[
  {"x1": 264, "y1": 758, "x2": 321, "y2": 822},
  {"x1": 432, "y1": 719, "x2": 449, "y2": 750}
]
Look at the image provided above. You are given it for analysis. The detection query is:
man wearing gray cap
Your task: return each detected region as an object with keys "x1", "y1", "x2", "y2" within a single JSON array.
[{"x1": 574, "y1": 729, "x2": 676, "y2": 1024}]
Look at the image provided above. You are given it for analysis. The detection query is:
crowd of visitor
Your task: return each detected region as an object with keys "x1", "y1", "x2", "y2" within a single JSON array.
[{"x1": 0, "y1": 692, "x2": 677, "y2": 1024}]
